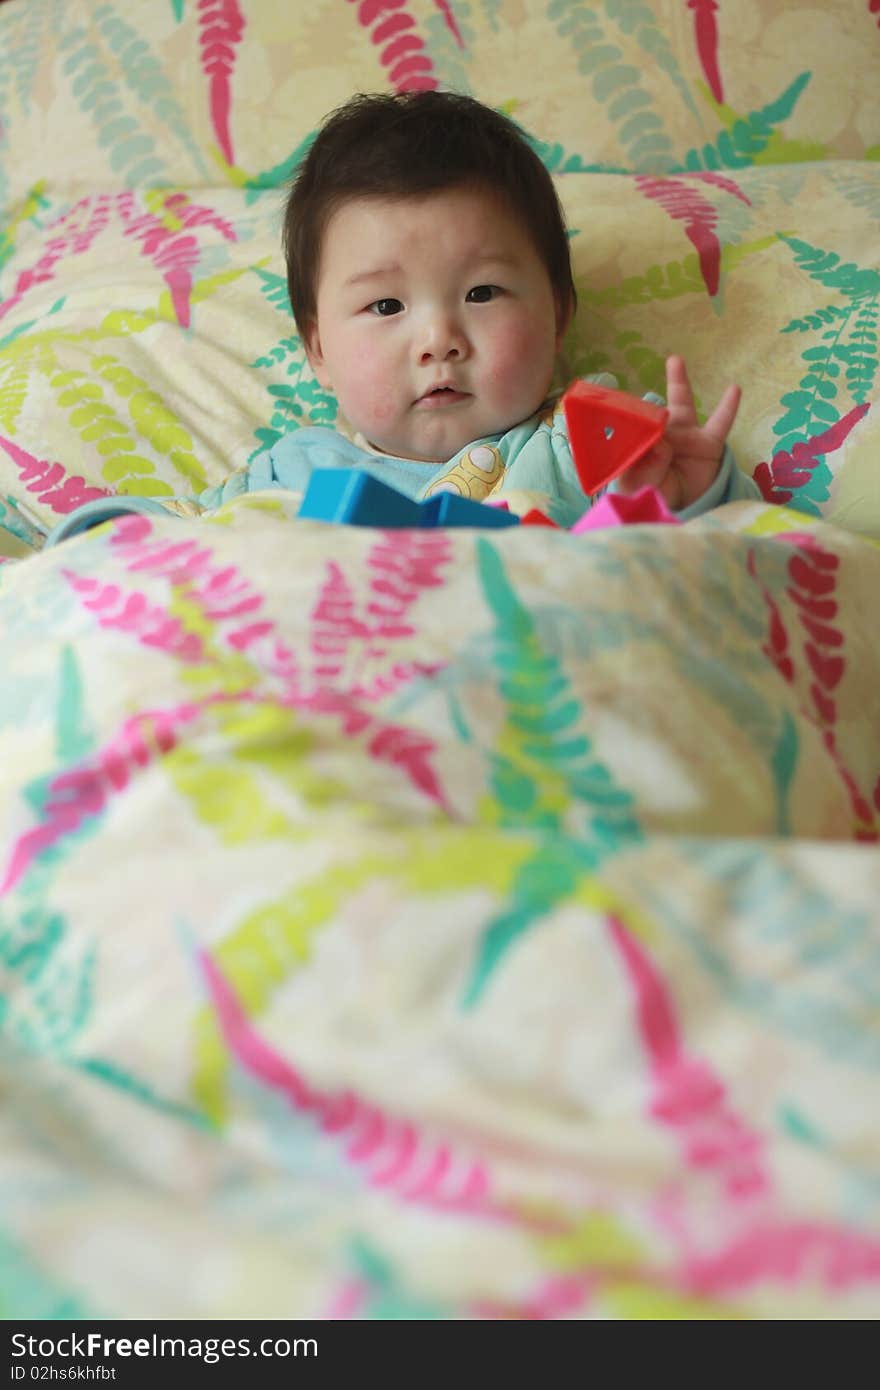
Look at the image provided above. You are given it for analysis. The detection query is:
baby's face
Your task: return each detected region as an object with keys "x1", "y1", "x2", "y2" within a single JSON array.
[{"x1": 304, "y1": 184, "x2": 565, "y2": 462}]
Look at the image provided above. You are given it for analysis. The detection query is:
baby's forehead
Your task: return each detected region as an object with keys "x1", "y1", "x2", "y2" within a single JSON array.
[{"x1": 320, "y1": 183, "x2": 531, "y2": 258}]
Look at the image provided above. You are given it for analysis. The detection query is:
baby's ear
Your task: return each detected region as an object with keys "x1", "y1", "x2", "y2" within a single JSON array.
[{"x1": 304, "y1": 322, "x2": 331, "y2": 388}]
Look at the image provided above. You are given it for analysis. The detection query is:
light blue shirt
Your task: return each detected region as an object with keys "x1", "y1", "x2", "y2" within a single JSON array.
[{"x1": 45, "y1": 376, "x2": 760, "y2": 545}]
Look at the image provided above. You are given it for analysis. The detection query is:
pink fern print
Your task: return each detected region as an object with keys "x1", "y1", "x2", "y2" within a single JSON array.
[
  {"x1": 200, "y1": 945, "x2": 492, "y2": 1212},
  {"x1": 751, "y1": 524, "x2": 876, "y2": 840},
  {"x1": 0, "y1": 435, "x2": 112, "y2": 516},
  {"x1": 118, "y1": 192, "x2": 202, "y2": 329},
  {"x1": 754, "y1": 404, "x2": 869, "y2": 505},
  {"x1": 347, "y1": 0, "x2": 439, "y2": 91},
  {"x1": 779, "y1": 534, "x2": 877, "y2": 841},
  {"x1": 1, "y1": 705, "x2": 200, "y2": 895},
  {"x1": 198, "y1": 0, "x2": 246, "y2": 166},
  {"x1": 869, "y1": 0, "x2": 880, "y2": 29},
  {"x1": 310, "y1": 531, "x2": 450, "y2": 700},
  {"x1": 0, "y1": 191, "x2": 236, "y2": 330},
  {"x1": 608, "y1": 916, "x2": 769, "y2": 1203},
  {"x1": 691, "y1": 170, "x2": 751, "y2": 206},
  {"x1": 63, "y1": 570, "x2": 205, "y2": 661},
  {"x1": 106, "y1": 518, "x2": 451, "y2": 810},
  {"x1": 608, "y1": 913, "x2": 880, "y2": 1299},
  {"x1": 746, "y1": 548, "x2": 795, "y2": 684},
  {"x1": 683, "y1": 1221, "x2": 880, "y2": 1296},
  {"x1": 687, "y1": 0, "x2": 724, "y2": 103},
  {"x1": 0, "y1": 195, "x2": 114, "y2": 325},
  {"x1": 634, "y1": 175, "x2": 725, "y2": 298}
]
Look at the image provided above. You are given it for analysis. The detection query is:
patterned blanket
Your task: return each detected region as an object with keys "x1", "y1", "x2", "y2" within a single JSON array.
[{"x1": 1, "y1": 0, "x2": 879, "y2": 1320}]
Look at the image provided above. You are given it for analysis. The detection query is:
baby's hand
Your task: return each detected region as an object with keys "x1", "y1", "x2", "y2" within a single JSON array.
[{"x1": 613, "y1": 356, "x2": 741, "y2": 510}]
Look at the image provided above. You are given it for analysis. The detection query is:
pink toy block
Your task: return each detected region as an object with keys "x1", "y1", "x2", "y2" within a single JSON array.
[{"x1": 570, "y1": 485, "x2": 680, "y2": 533}]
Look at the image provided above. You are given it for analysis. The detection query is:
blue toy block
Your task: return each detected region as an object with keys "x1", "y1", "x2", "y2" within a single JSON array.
[
  {"x1": 299, "y1": 468, "x2": 522, "y2": 530},
  {"x1": 299, "y1": 468, "x2": 424, "y2": 527},
  {"x1": 421, "y1": 490, "x2": 520, "y2": 529}
]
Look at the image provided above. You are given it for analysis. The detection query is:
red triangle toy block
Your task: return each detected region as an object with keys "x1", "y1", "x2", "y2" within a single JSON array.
[
  {"x1": 520, "y1": 508, "x2": 559, "y2": 527},
  {"x1": 562, "y1": 381, "x2": 668, "y2": 496}
]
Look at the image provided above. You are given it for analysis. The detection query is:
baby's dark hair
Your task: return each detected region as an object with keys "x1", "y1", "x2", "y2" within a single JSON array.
[{"x1": 283, "y1": 90, "x2": 577, "y2": 336}]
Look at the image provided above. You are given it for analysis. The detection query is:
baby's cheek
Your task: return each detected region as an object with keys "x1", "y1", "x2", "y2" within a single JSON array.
[
  {"x1": 340, "y1": 350, "x2": 398, "y2": 432},
  {"x1": 355, "y1": 350, "x2": 400, "y2": 419},
  {"x1": 490, "y1": 319, "x2": 554, "y2": 401}
]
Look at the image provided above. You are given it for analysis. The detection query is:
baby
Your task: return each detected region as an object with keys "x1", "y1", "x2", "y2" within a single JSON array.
[{"x1": 47, "y1": 90, "x2": 759, "y2": 545}]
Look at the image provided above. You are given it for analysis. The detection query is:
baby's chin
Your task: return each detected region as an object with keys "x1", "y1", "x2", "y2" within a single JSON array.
[{"x1": 366, "y1": 433, "x2": 475, "y2": 465}]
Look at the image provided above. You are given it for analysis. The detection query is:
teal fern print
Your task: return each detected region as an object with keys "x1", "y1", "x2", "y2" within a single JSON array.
[
  {"x1": 764, "y1": 235, "x2": 880, "y2": 510},
  {"x1": 848, "y1": 298, "x2": 880, "y2": 405},
  {"x1": 0, "y1": 647, "x2": 97, "y2": 1055},
  {"x1": 92, "y1": 4, "x2": 211, "y2": 179},
  {"x1": 0, "y1": 1229, "x2": 92, "y2": 1319},
  {"x1": 238, "y1": 130, "x2": 317, "y2": 203},
  {"x1": 782, "y1": 305, "x2": 851, "y2": 334},
  {"x1": 171, "y1": 0, "x2": 185, "y2": 19},
  {"x1": 11, "y1": 0, "x2": 50, "y2": 116},
  {"x1": 424, "y1": 1, "x2": 473, "y2": 93},
  {"x1": 461, "y1": 538, "x2": 642, "y2": 1007},
  {"x1": 829, "y1": 165, "x2": 880, "y2": 226},
  {"x1": 521, "y1": 125, "x2": 627, "y2": 174},
  {"x1": 605, "y1": 0, "x2": 698, "y2": 118},
  {"x1": 57, "y1": 27, "x2": 168, "y2": 185},
  {"x1": 251, "y1": 266, "x2": 290, "y2": 314},
  {"x1": 250, "y1": 269, "x2": 338, "y2": 455},
  {"x1": 547, "y1": 0, "x2": 676, "y2": 171},
  {"x1": 477, "y1": 539, "x2": 640, "y2": 844},
  {"x1": 680, "y1": 73, "x2": 811, "y2": 171},
  {"x1": 672, "y1": 843, "x2": 880, "y2": 1070}
]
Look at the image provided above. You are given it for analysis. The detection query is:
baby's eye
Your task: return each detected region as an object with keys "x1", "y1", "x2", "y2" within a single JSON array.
[
  {"x1": 369, "y1": 298, "x2": 404, "y2": 316},
  {"x1": 466, "y1": 285, "x2": 498, "y2": 303}
]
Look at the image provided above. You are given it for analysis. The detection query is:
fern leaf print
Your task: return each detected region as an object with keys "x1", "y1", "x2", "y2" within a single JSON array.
[
  {"x1": 635, "y1": 176, "x2": 725, "y2": 297},
  {"x1": 200, "y1": 946, "x2": 494, "y2": 1213},
  {"x1": 92, "y1": 4, "x2": 211, "y2": 178},
  {"x1": 198, "y1": 0, "x2": 247, "y2": 167},
  {"x1": 0, "y1": 436, "x2": 111, "y2": 517},
  {"x1": 765, "y1": 236, "x2": 880, "y2": 510},
  {"x1": 424, "y1": 2, "x2": 472, "y2": 93},
  {"x1": 346, "y1": 0, "x2": 439, "y2": 92},
  {"x1": 687, "y1": 0, "x2": 724, "y2": 103},
  {"x1": 0, "y1": 185, "x2": 48, "y2": 278},
  {"x1": 548, "y1": 0, "x2": 675, "y2": 171},
  {"x1": 461, "y1": 539, "x2": 642, "y2": 1007},
  {"x1": 0, "y1": 195, "x2": 114, "y2": 325},
  {"x1": 250, "y1": 271, "x2": 338, "y2": 453},
  {"x1": 754, "y1": 405, "x2": 871, "y2": 509},
  {"x1": 681, "y1": 72, "x2": 811, "y2": 170},
  {"x1": 605, "y1": 0, "x2": 698, "y2": 120},
  {"x1": 57, "y1": 28, "x2": 167, "y2": 186},
  {"x1": 432, "y1": 0, "x2": 466, "y2": 47}
]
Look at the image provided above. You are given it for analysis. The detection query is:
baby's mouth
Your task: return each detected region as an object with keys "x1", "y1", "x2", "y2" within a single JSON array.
[{"x1": 416, "y1": 385, "x2": 470, "y2": 407}]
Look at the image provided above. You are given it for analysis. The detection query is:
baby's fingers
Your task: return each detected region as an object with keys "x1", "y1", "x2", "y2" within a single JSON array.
[
  {"x1": 613, "y1": 438, "x2": 674, "y2": 497},
  {"x1": 705, "y1": 382, "x2": 742, "y2": 444},
  {"x1": 664, "y1": 355, "x2": 697, "y2": 427}
]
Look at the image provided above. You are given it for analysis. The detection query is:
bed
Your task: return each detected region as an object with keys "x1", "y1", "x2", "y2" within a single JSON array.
[{"x1": 1, "y1": 0, "x2": 878, "y2": 1320}]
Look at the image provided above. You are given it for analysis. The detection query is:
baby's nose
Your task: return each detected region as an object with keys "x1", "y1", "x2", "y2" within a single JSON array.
[{"x1": 418, "y1": 313, "x2": 468, "y2": 364}]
